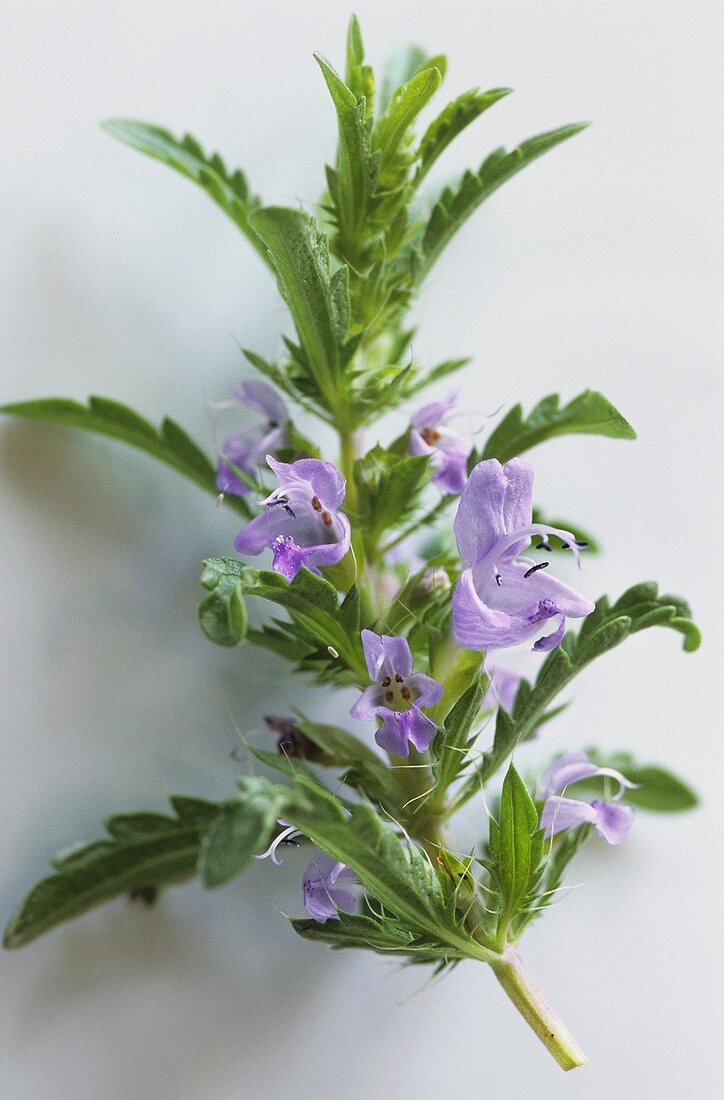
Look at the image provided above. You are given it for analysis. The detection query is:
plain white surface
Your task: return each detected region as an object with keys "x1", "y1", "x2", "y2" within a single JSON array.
[{"x1": 1, "y1": 2, "x2": 722, "y2": 1097}]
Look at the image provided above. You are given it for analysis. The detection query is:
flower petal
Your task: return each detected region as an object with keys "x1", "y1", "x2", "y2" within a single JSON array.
[
  {"x1": 408, "y1": 672, "x2": 445, "y2": 709},
  {"x1": 540, "y1": 795, "x2": 598, "y2": 838},
  {"x1": 482, "y1": 664, "x2": 523, "y2": 714},
  {"x1": 232, "y1": 379, "x2": 288, "y2": 425},
  {"x1": 410, "y1": 391, "x2": 459, "y2": 429},
  {"x1": 537, "y1": 753, "x2": 601, "y2": 800},
  {"x1": 349, "y1": 684, "x2": 384, "y2": 720},
  {"x1": 452, "y1": 568, "x2": 537, "y2": 650},
  {"x1": 590, "y1": 800, "x2": 636, "y2": 844},
  {"x1": 454, "y1": 458, "x2": 534, "y2": 565},
  {"x1": 374, "y1": 712, "x2": 413, "y2": 756}
]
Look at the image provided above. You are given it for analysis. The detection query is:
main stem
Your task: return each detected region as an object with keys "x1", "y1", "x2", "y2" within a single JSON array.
[{"x1": 492, "y1": 947, "x2": 587, "y2": 1071}]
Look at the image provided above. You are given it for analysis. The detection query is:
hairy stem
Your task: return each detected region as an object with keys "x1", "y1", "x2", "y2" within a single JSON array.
[{"x1": 493, "y1": 947, "x2": 587, "y2": 1071}]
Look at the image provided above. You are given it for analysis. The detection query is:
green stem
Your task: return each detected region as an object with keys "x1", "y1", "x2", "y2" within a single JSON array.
[{"x1": 492, "y1": 947, "x2": 587, "y2": 1071}]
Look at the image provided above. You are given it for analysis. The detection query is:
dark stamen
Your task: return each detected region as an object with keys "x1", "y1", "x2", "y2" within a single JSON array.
[
  {"x1": 381, "y1": 676, "x2": 391, "y2": 687},
  {"x1": 311, "y1": 495, "x2": 322, "y2": 512},
  {"x1": 536, "y1": 540, "x2": 552, "y2": 552},
  {"x1": 385, "y1": 690, "x2": 394, "y2": 704},
  {"x1": 524, "y1": 561, "x2": 550, "y2": 578},
  {"x1": 495, "y1": 573, "x2": 502, "y2": 587},
  {"x1": 574, "y1": 539, "x2": 589, "y2": 549},
  {"x1": 395, "y1": 674, "x2": 403, "y2": 683}
]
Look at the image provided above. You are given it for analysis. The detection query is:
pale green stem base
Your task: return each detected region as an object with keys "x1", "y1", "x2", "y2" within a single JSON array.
[{"x1": 493, "y1": 948, "x2": 587, "y2": 1071}]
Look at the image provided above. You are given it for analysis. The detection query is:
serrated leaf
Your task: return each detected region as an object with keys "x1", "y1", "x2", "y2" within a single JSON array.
[
  {"x1": 354, "y1": 446, "x2": 431, "y2": 543},
  {"x1": 315, "y1": 53, "x2": 378, "y2": 246},
  {"x1": 414, "y1": 87, "x2": 512, "y2": 186},
  {"x1": 247, "y1": 207, "x2": 349, "y2": 411},
  {"x1": 488, "y1": 764, "x2": 544, "y2": 935},
  {"x1": 483, "y1": 390, "x2": 636, "y2": 463},
  {"x1": 431, "y1": 679, "x2": 485, "y2": 799},
  {"x1": 291, "y1": 911, "x2": 464, "y2": 963},
  {"x1": 4, "y1": 797, "x2": 220, "y2": 948},
  {"x1": 415, "y1": 122, "x2": 588, "y2": 277},
  {"x1": 0, "y1": 395, "x2": 249, "y2": 516},
  {"x1": 102, "y1": 119, "x2": 271, "y2": 267},
  {"x1": 199, "y1": 777, "x2": 286, "y2": 887},
  {"x1": 198, "y1": 561, "x2": 248, "y2": 646},
  {"x1": 200, "y1": 559, "x2": 367, "y2": 679},
  {"x1": 374, "y1": 66, "x2": 443, "y2": 179}
]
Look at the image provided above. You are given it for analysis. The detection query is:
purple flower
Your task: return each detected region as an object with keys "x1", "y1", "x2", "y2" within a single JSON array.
[
  {"x1": 234, "y1": 456, "x2": 351, "y2": 581},
  {"x1": 410, "y1": 390, "x2": 472, "y2": 495},
  {"x1": 538, "y1": 752, "x2": 637, "y2": 845},
  {"x1": 483, "y1": 663, "x2": 524, "y2": 714},
  {"x1": 452, "y1": 458, "x2": 595, "y2": 652},
  {"x1": 254, "y1": 820, "x2": 302, "y2": 866},
  {"x1": 215, "y1": 380, "x2": 289, "y2": 497},
  {"x1": 303, "y1": 855, "x2": 357, "y2": 923},
  {"x1": 350, "y1": 630, "x2": 444, "y2": 756}
]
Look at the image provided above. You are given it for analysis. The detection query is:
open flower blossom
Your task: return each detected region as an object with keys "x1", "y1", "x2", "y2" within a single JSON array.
[
  {"x1": 303, "y1": 856, "x2": 358, "y2": 923},
  {"x1": 538, "y1": 752, "x2": 637, "y2": 845},
  {"x1": 215, "y1": 380, "x2": 289, "y2": 496},
  {"x1": 234, "y1": 456, "x2": 351, "y2": 581},
  {"x1": 254, "y1": 819, "x2": 302, "y2": 866},
  {"x1": 350, "y1": 630, "x2": 444, "y2": 756},
  {"x1": 452, "y1": 458, "x2": 595, "y2": 652},
  {"x1": 409, "y1": 390, "x2": 472, "y2": 495}
]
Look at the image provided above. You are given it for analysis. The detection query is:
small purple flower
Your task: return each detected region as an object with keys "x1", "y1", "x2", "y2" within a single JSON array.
[
  {"x1": 254, "y1": 819, "x2": 302, "y2": 866},
  {"x1": 410, "y1": 390, "x2": 472, "y2": 495},
  {"x1": 482, "y1": 663, "x2": 524, "y2": 714},
  {"x1": 234, "y1": 456, "x2": 351, "y2": 581},
  {"x1": 452, "y1": 458, "x2": 595, "y2": 652},
  {"x1": 215, "y1": 380, "x2": 289, "y2": 497},
  {"x1": 303, "y1": 855, "x2": 357, "y2": 923},
  {"x1": 350, "y1": 630, "x2": 444, "y2": 756},
  {"x1": 538, "y1": 752, "x2": 637, "y2": 845}
]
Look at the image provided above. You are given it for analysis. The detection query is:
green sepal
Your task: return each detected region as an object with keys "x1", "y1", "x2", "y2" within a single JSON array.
[
  {"x1": 354, "y1": 446, "x2": 431, "y2": 545},
  {"x1": 199, "y1": 777, "x2": 287, "y2": 888},
  {"x1": 483, "y1": 390, "x2": 636, "y2": 463},
  {"x1": 431, "y1": 678, "x2": 485, "y2": 799},
  {"x1": 0, "y1": 395, "x2": 249, "y2": 516},
  {"x1": 102, "y1": 120, "x2": 270, "y2": 267},
  {"x1": 4, "y1": 797, "x2": 220, "y2": 948}
]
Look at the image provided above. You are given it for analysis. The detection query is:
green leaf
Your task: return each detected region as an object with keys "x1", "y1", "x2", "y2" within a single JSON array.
[
  {"x1": 432, "y1": 678, "x2": 485, "y2": 798},
  {"x1": 374, "y1": 66, "x2": 443, "y2": 178},
  {"x1": 573, "y1": 751, "x2": 698, "y2": 813},
  {"x1": 314, "y1": 53, "x2": 379, "y2": 245},
  {"x1": 378, "y1": 45, "x2": 428, "y2": 115},
  {"x1": 415, "y1": 122, "x2": 588, "y2": 277},
  {"x1": 488, "y1": 764, "x2": 544, "y2": 934},
  {"x1": 354, "y1": 446, "x2": 431, "y2": 543},
  {"x1": 247, "y1": 207, "x2": 349, "y2": 410},
  {"x1": 483, "y1": 390, "x2": 636, "y2": 463},
  {"x1": 199, "y1": 559, "x2": 367, "y2": 680},
  {"x1": 291, "y1": 911, "x2": 463, "y2": 963},
  {"x1": 452, "y1": 584, "x2": 700, "y2": 809},
  {"x1": 281, "y1": 776, "x2": 496, "y2": 963},
  {"x1": 198, "y1": 560, "x2": 248, "y2": 646},
  {"x1": 413, "y1": 87, "x2": 512, "y2": 187},
  {"x1": 102, "y1": 120, "x2": 271, "y2": 267},
  {"x1": 4, "y1": 797, "x2": 220, "y2": 948},
  {"x1": 199, "y1": 777, "x2": 287, "y2": 887},
  {"x1": 517, "y1": 825, "x2": 592, "y2": 934},
  {"x1": 344, "y1": 15, "x2": 375, "y2": 109},
  {"x1": 291, "y1": 714, "x2": 396, "y2": 802},
  {"x1": 0, "y1": 395, "x2": 250, "y2": 517}
]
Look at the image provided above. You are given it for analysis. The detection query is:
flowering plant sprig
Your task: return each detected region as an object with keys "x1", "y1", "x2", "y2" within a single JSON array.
[{"x1": 1, "y1": 18, "x2": 701, "y2": 1072}]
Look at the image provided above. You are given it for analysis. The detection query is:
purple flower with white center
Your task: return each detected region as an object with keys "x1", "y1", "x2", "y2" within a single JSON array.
[
  {"x1": 538, "y1": 752, "x2": 637, "y2": 845},
  {"x1": 215, "y1": 379, "x2": 289, "y2": 497},
  {"x1": 254, "y1": 819, "x2": 302, "y2": 866},
  {"x1": 483, "y1": 663, "x2": 524, "y2": 714},
  {"x1": 303, "y1": 855, "x2": 357, "y2": 923},
  {"x1": 452, "y1": 458, "x2": 595, "y2": 652},
  {"x1": 234, "y1": 456, "x2": 351, "y2": 581},
  {"x1": 410, "y1": 390, "x2": 472, "y2": 495},
  {"x1": 350, "y1": 630, "x2": 444, "y2": 757}
]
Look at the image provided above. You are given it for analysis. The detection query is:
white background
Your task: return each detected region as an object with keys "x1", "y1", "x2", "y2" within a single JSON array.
[{"x1": 1, "y1": 2, "x2": 722, "y2": 1097}]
